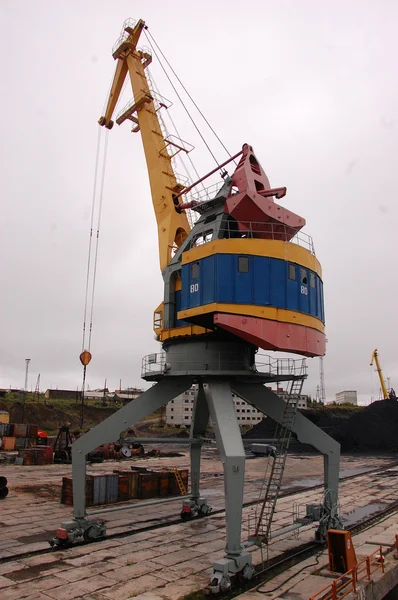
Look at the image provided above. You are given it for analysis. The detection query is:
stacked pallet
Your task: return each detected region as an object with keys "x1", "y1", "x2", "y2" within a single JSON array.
[{"x1": 60, "y1": 468, "x2": 189, "y2": 507}]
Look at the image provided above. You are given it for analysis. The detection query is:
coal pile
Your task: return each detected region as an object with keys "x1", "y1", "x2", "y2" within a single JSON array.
[
  {"x1": 244, "y1": 400, "x2": 398, "y2": 453},
  {"x1": 331, "y1": 399, "x2": 398, "y2": 452}
]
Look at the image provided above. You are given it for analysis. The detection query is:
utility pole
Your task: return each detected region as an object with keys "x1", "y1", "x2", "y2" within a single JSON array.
[
  {"x1": 22, "y1": 358, "x2": 31, "y2": 422},
  {"x1": 33, "y1": 374, "x2": 41, "y2": 402},
  {"x1": 103, "y1": 378, "x2": 107, "y2": 405},
  {"x1": 319, "y1": 357, "x2": 326, "y2": 404}
]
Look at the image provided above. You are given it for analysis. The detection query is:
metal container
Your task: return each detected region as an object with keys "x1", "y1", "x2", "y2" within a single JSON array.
[
  {"x1": 27, "y1": 425, "x2": 38, "y2": 438},
  {"x1": 0, "y1": 423, "x2": 10, "y2": 436},
  {"x1": 91, "y1": 474, "x2": 107, "y2": 505},
  {"x1": 60, "y1": 476, "x2": 93, "y2": 506},
  {"x1": 15, "y1": 437, "x2": 28, "y2": 449},
  {"x1": 2, "y1": 436, "x2": 16, "y2": 451},
  {"x1": 105, "y1": 474, "x2": 119, "y2": 504},
  {"x1": 169, "y1": 469, "x2": 188, "y2": 495},
  {"x1": 138, "y1": 472, "x2": 159, "y2": 499},
  {"x1": 13, "y1": 424, "x2": 28, "y2": 438},
  {"x1": 158, "y1": 472, "x2": 171, "y2": 497},
  {"x1": 118, "y1": 476, "x2": 130, "y2": 501}
]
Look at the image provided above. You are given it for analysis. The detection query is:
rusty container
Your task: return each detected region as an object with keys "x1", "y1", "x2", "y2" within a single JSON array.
[
  {"x1": 2, "y1": 436, "x2": 16, "y2": 451},
  {"x1": 61, "y1": 476, "x2": 94, "y2": 506},
  {"x1": 158, "y1": 471, "x2": 171, "y2": 497},
  {"x1": 18, "y1": 450, "x2": 32, "y2": 465},
  {"x1": 27, "y1": 425, "x2": 39, "y2": 438},
  {"x1": 138, "y1": 472, "x2": 159, "y2": 499},
  {"x1": 34, "y1": 448, "x2": 46, "y2": 465},
  {"x1": 118, "y1": 476, "x2": 130, "y2": 501},
  {"x1": 13, "y1": 424, "x2": 28, "y2": 438}
]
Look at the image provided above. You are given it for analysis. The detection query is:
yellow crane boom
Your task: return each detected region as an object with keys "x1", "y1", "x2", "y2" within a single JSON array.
[
  {"x1": 370, "y1": 349, "x2": 389, "y2": 400},
  {"x1": 98, "y1": 19, "x2": 190, "y2": 271}
]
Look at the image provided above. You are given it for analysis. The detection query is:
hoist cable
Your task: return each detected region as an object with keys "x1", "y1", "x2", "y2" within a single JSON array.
[
  {"x1": 143, "y1": 30, "x2": 222, "y2": 171},
  {"x1": 145, "y1": 28, "x2": 235, "y2": 165},
  {"x1": 87, "y1": 130, "x2": 109, "y2": 351},
  {"x1": 148, "y1": 68, "x2": 206, "y2": 200},
  {"x1": 82, "y1": 126, "x2": 102, "y2": 351}
]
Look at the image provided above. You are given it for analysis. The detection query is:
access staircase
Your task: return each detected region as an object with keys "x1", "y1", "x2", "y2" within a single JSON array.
[{"x1": 249, "y1": 377, "x2": 305, "y2": 544}]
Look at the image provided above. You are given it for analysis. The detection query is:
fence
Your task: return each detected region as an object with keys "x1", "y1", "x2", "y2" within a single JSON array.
[{"x1": 309, "y1": 545, "x2": 385, "y2": 600}]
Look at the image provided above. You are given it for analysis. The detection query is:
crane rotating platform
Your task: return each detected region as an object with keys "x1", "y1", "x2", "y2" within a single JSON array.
[{"x1": 51, "y1": 19, "x2": 343, "y2": 591}]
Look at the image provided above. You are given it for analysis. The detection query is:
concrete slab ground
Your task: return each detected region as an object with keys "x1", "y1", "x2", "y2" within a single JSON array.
[{"x1": 0, "y1": 452, "x2": 397, "y2": 599}]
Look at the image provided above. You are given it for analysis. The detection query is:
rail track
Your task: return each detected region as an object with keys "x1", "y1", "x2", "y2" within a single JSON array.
[{"x1": 0, "y1": 459, "x2": 397, "y2": 583}]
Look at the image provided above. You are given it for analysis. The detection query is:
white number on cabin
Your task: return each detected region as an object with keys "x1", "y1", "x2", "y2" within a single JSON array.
[
  {"x1": 301, "y1": 286, "x2": 308, "y2": 295},
  {"x1": 190, "y1": 283, "x2": 199, "y2": 293}
]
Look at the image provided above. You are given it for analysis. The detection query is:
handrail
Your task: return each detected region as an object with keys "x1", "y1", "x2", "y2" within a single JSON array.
[
  {"x1": 142, "y1": 352, "x2": 307, "y2": 379},
  {"x1": 309, "y1": 545, "x2": 385, "y2": 600}
]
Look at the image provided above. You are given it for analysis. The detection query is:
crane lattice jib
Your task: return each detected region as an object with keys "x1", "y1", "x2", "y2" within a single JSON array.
[
  {"x1": 99, "y1": 19, "x2": 190, "y2": 271},
  {"x1": 370, "y1": 349, "x2": 389, "y2": 400}
]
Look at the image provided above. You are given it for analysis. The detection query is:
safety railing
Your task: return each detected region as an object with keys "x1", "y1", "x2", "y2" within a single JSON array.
[
  {"x1": 309, "y1": 546, "x2": 385, "y2": 600},
  {"x1": 112, "y1": 18, "x2": 137, "y2": 55},
  {"x1": 141, "y1": 352, "x2": 307, "y2": 379},
  {"x1": 188, "y1": 220, "x2": 315, "y2": 254}
]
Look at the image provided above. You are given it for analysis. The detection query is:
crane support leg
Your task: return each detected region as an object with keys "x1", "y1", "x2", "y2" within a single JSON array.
[
  {"x1": 72, "y1": 377, "x2": 193, "y2": 518},
  {"x1": 181, "y1": 383, "x2": 212, "y2": 521},
  {"x1": 50, "y1": 378, "x2": 193, "y2": 548},
  {"x1": 205, "y1": 382, "x2": 254, "y2": 592},
  {"x1": 232, "y1": 382, "x2": 343, "y2": 539},
  {"x1": 189, "y1": 383, "x2": 209, "y2": 501}
]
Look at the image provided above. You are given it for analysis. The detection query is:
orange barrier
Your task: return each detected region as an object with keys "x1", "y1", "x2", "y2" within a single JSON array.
[{"x1": 309, "y1": 545, "x2": 385, "y2": 600}]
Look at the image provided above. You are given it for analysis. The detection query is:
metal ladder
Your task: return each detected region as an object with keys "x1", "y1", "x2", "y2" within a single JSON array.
[
  {"x1": 173, "y1": 467, "x2": 187, "y2": 495},
  {"x1": 251, "y1": 377, "x2": 305, "y2": 543}
]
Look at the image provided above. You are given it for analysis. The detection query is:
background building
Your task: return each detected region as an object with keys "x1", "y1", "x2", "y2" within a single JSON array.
[
  {"x1": 165, "y1": 385, "x2": 264, "y2": 426},
  {"x1": 335, "y1": 390, "x2": 358, "y2": 405},
  {"x1": 269, "y1": 387, "x2": 308, "y2": 410}
]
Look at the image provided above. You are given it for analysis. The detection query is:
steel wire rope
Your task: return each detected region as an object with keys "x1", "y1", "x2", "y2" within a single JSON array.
[
  {"x1": 82, "y1": 126, "x2": 102, "y2": 351},
  {"x1": 147, "y1": 67, "x2": 205, "y2": 226},
  {"x1": 87, "y1": 130, "x2": 109, "y2": 351},
  {"x1": 143, "y1": 30, "x2": 223, "y2": 172},
  {"x1": 145, "y1": 28, "x2": 236, "y2": 166}
]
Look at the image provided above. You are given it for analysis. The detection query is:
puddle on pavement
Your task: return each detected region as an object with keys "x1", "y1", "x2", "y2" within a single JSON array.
[
  {"x1": 284, "y1": 466, "x2": 382, "y2": 491},
  {"x1": 340, "y1": 502, "x2": 388, "y2": 527},
  {"x1": 17, "y1": 530, "x2": 55, "y2": 543},
  {"x1": 7, "y1": 561, "x2": 69, "y2": 582}
]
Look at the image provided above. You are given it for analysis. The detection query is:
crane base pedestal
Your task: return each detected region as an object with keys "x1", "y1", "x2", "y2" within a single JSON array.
[{"x1": 57, "y1": 339, "x2": 341, "y2": 588}]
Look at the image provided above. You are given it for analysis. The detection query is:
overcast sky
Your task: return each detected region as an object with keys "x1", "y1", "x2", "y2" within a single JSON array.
[{"x1": 1, "y1": 1, "x2": 397, "y2": 405}]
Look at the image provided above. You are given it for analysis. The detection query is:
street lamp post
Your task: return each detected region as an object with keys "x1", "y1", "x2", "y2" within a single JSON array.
[{"x1": 22, "y1": 358, "x2": 31, "y2": 422}]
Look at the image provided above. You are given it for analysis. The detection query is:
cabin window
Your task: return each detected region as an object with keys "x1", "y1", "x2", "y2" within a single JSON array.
[
  {"x1": 300, "y1": 268, "x2": 308, "y2": 285},
  {"x1": 238, "y1": 256, "x2": 249, "y2": 273},
  {"x1": 310, "y1": 272, "x2": 316, "y2": 288},
  {"x1": 191, "y1": 262, "x2": 200, "y2": 279},
  {"x1": 288, "y1": 264, "x2": 296, "y2": 280}
]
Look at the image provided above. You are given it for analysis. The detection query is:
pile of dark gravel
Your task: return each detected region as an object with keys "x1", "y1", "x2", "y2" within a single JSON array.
[{"x1": 244, "y1": 399, "x2": 398, "y2": 453}]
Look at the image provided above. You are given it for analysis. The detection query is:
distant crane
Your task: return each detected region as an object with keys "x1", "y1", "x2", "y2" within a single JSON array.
[{"x1": 370, "y1": 349, "x2": 396, "y2": 400}]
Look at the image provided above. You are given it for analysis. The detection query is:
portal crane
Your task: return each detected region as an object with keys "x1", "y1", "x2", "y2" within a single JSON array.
[
  {"x1": 50, "y1": 19, "x2": 343, "y2": 591},
  {"x1": 370, "y1": 349, "x2": 396, "y2": 400}
]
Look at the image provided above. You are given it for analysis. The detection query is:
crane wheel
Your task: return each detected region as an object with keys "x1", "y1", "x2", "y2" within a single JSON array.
[{"x1": 105, "y1": 120, "x2": 114, "y2": 130}]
